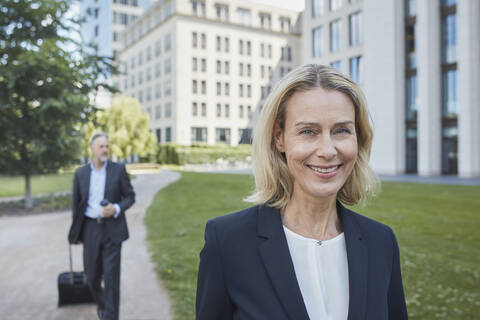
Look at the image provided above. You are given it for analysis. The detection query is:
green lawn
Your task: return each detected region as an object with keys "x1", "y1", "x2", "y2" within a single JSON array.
[
  {"x1": 145, "y1": 171, "x2": 480, "y2": 320},
  {"x1": 0, "y1": 173, "x2": 74, "y2": 197}
]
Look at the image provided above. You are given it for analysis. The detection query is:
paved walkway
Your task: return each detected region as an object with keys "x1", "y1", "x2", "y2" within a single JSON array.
[{"x1": 0, "y1": 170, "x2": 180, "y2": 320}]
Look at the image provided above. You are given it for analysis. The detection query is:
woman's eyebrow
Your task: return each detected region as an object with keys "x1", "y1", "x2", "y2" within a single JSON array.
[{"x1": 294, "y1": 121, "x2": 354, "y2": 127}]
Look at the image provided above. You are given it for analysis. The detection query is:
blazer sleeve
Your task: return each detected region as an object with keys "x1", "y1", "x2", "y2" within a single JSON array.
[
  {"x1": 117, "y1": 164, "x2": 135, "y2": 214},
  {"x1": 72, "y1": 169, "x2": 81, "y2": 219},
  {"x1": 387, "y1": 228, "x2": 408, "y2": 319},
  {"x1": 196, "y1": 220, "x2": 233, "y2": 320}
]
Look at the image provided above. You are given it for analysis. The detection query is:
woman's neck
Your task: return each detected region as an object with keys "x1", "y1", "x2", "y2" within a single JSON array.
[{"x1": 281, "y1": 193, "x2": 342, "y2": 241}]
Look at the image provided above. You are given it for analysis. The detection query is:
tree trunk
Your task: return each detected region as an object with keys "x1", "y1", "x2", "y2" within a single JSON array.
[{"x1": 25, "y1": 172, "x2": 33, "y2": 209}]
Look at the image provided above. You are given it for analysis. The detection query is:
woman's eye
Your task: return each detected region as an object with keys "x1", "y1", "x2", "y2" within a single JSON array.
[
  {"x1": 299, "y1": 129, "x2": 315, "y2": 135},
  {"x1": 334, "y1": 127, "x2": 352, "y2": 134}
]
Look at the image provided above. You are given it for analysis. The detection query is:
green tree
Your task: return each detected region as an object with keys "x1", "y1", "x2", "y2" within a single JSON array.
[
  {"x1": 0, "y1": 0, "x2": 115, "y2": 208},
  {"x1": 86, "y1": 96, "x2": 157, "y2": 162}
]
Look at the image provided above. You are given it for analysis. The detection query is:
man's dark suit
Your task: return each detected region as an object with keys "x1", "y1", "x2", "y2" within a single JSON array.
[
  {"x1": 196, "y1": 202, "x2": 408, "y2": 320},
  {"x1": 68, "y1": 160, "x2": 135, "y2": 320}
]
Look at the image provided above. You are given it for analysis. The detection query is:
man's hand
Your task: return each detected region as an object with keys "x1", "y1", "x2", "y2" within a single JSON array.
[
  {"x1": 102, "y1": 203, "x2": 116, "y2": 218},
  {"x1": 75, "y1": 240, "x2": 82, "y2": 244}
]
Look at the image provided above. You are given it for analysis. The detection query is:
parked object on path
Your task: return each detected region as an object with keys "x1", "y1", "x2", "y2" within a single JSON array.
[{"x1": 58, "y1": 245, "x2": 95, "y2": 306}]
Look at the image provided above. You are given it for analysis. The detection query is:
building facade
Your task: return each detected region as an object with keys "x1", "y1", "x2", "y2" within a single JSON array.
[
  {"x1": 303, "y1": 0, "x2": 480, "y2": 177},
  {"x1": 81, "y1": 0, "x2": 153, "y2": 58},
  {"x1": 116, "y1": 0, "x2": 301, "y2": 145}
]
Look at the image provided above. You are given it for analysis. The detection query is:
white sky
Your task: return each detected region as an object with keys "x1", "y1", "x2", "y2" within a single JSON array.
[{"x1": 250, "y1": 0, "x2": 305, "y2": 12}]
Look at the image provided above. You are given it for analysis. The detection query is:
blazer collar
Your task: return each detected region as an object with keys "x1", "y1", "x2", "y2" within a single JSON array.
[{"x1": 257, "y1": 202, "x2": 368, "y2": 320}]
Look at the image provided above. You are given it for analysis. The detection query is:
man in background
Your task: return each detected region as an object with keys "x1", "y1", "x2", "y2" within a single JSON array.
[{"x1": 68, "y1": 132, "x2": 135, "y2": 320}]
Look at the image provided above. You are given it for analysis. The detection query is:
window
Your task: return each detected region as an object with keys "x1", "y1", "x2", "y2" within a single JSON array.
[
  {"x1": 216, "y1": 82, "x2": 221, "y2": 96},
  {"x1": 201, "y1": 58, "x2": 206, "y2": 72},
  {"x1": 192, "y1": 57, "x2": 198, "y2": 72},
  {"x1": 239, "y1": 63, "x2": 244, "y2": 76},
  {"x1": 146, "y1": 68, "x2": 152, "y2": 82},
  {"x1": 156, "y1": 128, "x2": 161, "y2": 143},
  {"x1": 287, "y1": 47, "x2": 292, "y2": 61},
  {"x1": 260, "y1": 43, "x2": 265, "y2": 57},
  {"x1": 155, "y1": 62, "x2": 161, "y2": 77},
  {"x1": 225, "y1": 61, "x2": 230, "y2": 74},
  {"x1": 215, "y1": 3, "x2": 229, "y2": 21},
  {"x1": 331, "y1": 60, "x2": 342, "y2": 71},
  {"x1": 216, "y1": 60, "x2": 221, "y2": 73},
  {"x1": 259, "y1": 13, "x2": 271, "y2": 29},
  {"x1": 329, "y1": 0, "x2": 343, "y2": 11},
  {"x1": 164, "y1": 34, "x2": 172, "y2": 51},
  {"x1": 279, "y1": 17, "x2": 291, "y2": 32},
  {"x1": 406, "y1": 24, "x2": 417, "y2": 69},
  {"x1": 201, "y1": 33, "x2": 206, "y2": 49},
  {"x1": 330, "y1": 19, "x2": 341, "y2": 52},
  {"x1": 442, "y1": 70, "x2": 458, "y2": 118},
  {"x1": 268, "y1": 44, "x2": 272, "y2": 58},
  {"x1": 349, "y1": 12, "x2": 362, "y2": 46},
  {"x1": 215, "y1": 128, "x2": 231, "y2": 143},
  {"x1": 239, "y1": 84, "x2": 244, "y2": 97},
  {"x1": 164, "y1": 80, "x2": 171, "y2": 96},
  {"x1": 164, "y1": 103, "x2": 172, "y2": 118},
  {"x1": 239, "y1": 105, "x2": 244, "y2": 118},
  {"x1": 138, "y1": 90, "x2": 143, "y2": 103},
  {"x1": 138, "y1": 71, "x2": 143, "y2": 84},
  {"x1": 237, "y1": 8, "x2": 251, "y2": 26},
  {"x1": 192, "y1": 80, "x2": 198, "y2": 94},
  {"x1": 225, "y1": 83, "x2": 230, "y2": 96},
  {"x1": 201, "y1": 103, "x2": 206, "y2": 116},
  {"x1": 165, "y1": 127, "x2": 171, "y2": 142},
  {"x1": 155, "y1": 39, "x2": 162, "y2": 56},
  {"x1": 216, "y1": 35, "x2": 221, "y2": 51},
  {"x1": 247, "y1": 64, "x2": 251, "y2": 77},
  {"x1": 191, "y1": 1, "x2": 206, "y2": 17},
  {"x1": 164, "y1": 58, "x2": 171, "y2": 74},
  {"x1": 247, "y1": 85, "x2": 251, "y2": 97},
  {"x1": 94, "y1": 25, "x2": 99, "y2": 36},
  {"x1": 312, "y1": 0, "x2": 324, "y2": 18},
  {"x1": 155, "y1": 105, "x2": 162, "y2": 119},
  {"x1": 268, "y1": 66, "x2": 273, "y2": 79},
  {"x1": 406, "y1": 75, "x2": 418, "y2": 120},
  {"x1": 155, "y1": 83, "x2": 162, "y2": 98},
  {"x1": 247, "y1": 41, "x2": 251, "y2": 56},
  {"x1": 442, "y1": 14, "x2": 457, "y2": 63},
  {"x1": 216, "y1": 104, "x2": 222, "y2": 117},
  {"x1": 201, "y1": 80, "x2": 206, "y2": 94},
  {"x1": 131, "y1": 74, "x2": 135, "y2": 88},
  {"x1": 225, "y1": 104, "x2": 230, "y2": 118},
  {"x1": 261, "y1": 65, "x2": 265, "y2": 78},
  {"x1": 113, "y1": 31, "x2": 118, "y2": 42},
  {"x1": 192, "y1": 102, "x2": 198, "y2": 116},
  {"x1": 238, "y1": 128, "x2": 252, "y2": 144},
  {"x1": 191, "y1": 127, "x2": 207, "y2": 143},
  {"x1": 192, "y1": 32, "x2": 198, "y2": 48},
  {"x1": 405, "y1": 0, "x2": 417, "y2": 16},
  {"x1": 247, "y1": 105, "x2": 252, "y2": 119},
  {"x1": 349, "y1": 56, "x2": 361, "y2": 84},
  {"x1": 138, "y1": 52, "x2": 143, "y2": 66},
  {"x1": 239, "y1": 40, "x2": 244, "y2": 55},
  {"x1": 225, "y1": 37, "x2": 230, "y2": 52},
  {"x1": 146, "y1": 46, "x2": 152, "y2": 61}
]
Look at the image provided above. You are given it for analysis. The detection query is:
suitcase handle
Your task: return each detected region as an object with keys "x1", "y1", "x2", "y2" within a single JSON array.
[{"x1": 68, "y1": 245, "x2": 87, "y2": 285}]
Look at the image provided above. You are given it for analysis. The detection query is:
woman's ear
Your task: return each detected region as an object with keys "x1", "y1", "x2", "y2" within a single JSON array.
[{"x1": 273, "y1": 123, "x2": 285, "y2": 153}]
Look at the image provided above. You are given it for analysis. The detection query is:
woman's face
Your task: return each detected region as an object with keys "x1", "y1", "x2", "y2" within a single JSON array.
[{"x1": 275, "y1": 86, "x2": 358, "y2": 202}]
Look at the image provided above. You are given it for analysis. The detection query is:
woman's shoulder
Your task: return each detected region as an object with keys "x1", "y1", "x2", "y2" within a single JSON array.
[
  {"x1": 205, "y1": 205, "x2": 262, "y2": 240},
  {"x1": 342, "y1": 205, "x2": 395, "y2": 239}
]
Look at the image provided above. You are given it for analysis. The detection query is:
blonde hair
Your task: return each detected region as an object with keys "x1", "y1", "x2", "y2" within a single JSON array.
[{"x1": 246, "y1": 64, "x2": 379, "y2": 208}]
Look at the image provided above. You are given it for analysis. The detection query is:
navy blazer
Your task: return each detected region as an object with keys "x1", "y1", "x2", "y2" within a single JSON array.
[
  {"x1": 68, "y1": 160, "x2": 135, "y2": 244},
  {"x1": 196, "y1": 202, "x2": 408, "y2": 320}
]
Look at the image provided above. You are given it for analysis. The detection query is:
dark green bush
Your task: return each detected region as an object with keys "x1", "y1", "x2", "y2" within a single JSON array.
[{"x1": 156, "y1": 144, "x2": 252, "y2": 165}]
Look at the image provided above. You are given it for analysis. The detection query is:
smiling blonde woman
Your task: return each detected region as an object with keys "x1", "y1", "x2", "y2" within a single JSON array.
[{"x1": 196, "y1": 64, "x2": 408, "y2": 320}]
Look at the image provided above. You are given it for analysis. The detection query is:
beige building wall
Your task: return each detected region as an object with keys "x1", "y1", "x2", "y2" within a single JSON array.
[{"x1": 117, "y1": 0, "x2": 301, "y2": 145}]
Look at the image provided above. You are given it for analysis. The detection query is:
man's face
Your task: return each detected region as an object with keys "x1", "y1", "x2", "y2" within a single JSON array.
[{"x1": 91, "y1": 136, "x2": 109, "y2": 163}]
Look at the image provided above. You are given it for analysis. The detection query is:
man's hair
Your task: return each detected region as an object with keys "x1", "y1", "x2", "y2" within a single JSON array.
[
  {"x1": 90, "y1": 132, "x2": 109, "y2": 146},
  {"x1": 245, "y1": 64, "x2": 379, "y2": 208}
]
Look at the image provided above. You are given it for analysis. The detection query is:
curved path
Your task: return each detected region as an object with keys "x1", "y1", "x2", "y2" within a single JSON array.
[{"x1": 0, "y1": 170, "x2": 181, "y2": 320}]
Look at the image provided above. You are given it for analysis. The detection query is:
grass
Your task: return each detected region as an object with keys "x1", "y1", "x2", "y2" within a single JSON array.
[
  {"x1": 0, "y1": 173, "x2": 74, "y2": 197},
  {"x1": 145, "y1": 171, "x2": 480, "y2": 320}
]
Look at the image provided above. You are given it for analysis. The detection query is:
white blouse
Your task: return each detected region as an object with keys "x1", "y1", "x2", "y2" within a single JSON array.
[{"x1": 283, "y1": 226, "x2": 349, "y2": 320}]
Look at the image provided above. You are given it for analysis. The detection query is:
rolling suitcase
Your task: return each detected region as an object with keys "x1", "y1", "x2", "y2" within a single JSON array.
[{"x1": 57, "y1": 245, "x2": 95, "y2": 306}]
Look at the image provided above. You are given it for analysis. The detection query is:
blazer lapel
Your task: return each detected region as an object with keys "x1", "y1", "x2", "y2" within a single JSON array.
[
  {"x1": 257, "y1": 205, "x2": 310, "y2": 320},
  {"x1": 338, "y1": 202, "x2": 368, "y2": 320},
  {"x1": 104, "y1": 160, "x2": 113, "y2": 199},
  {"x1": 81, "y1": 165, "x2": 91, "y2": 200}
]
